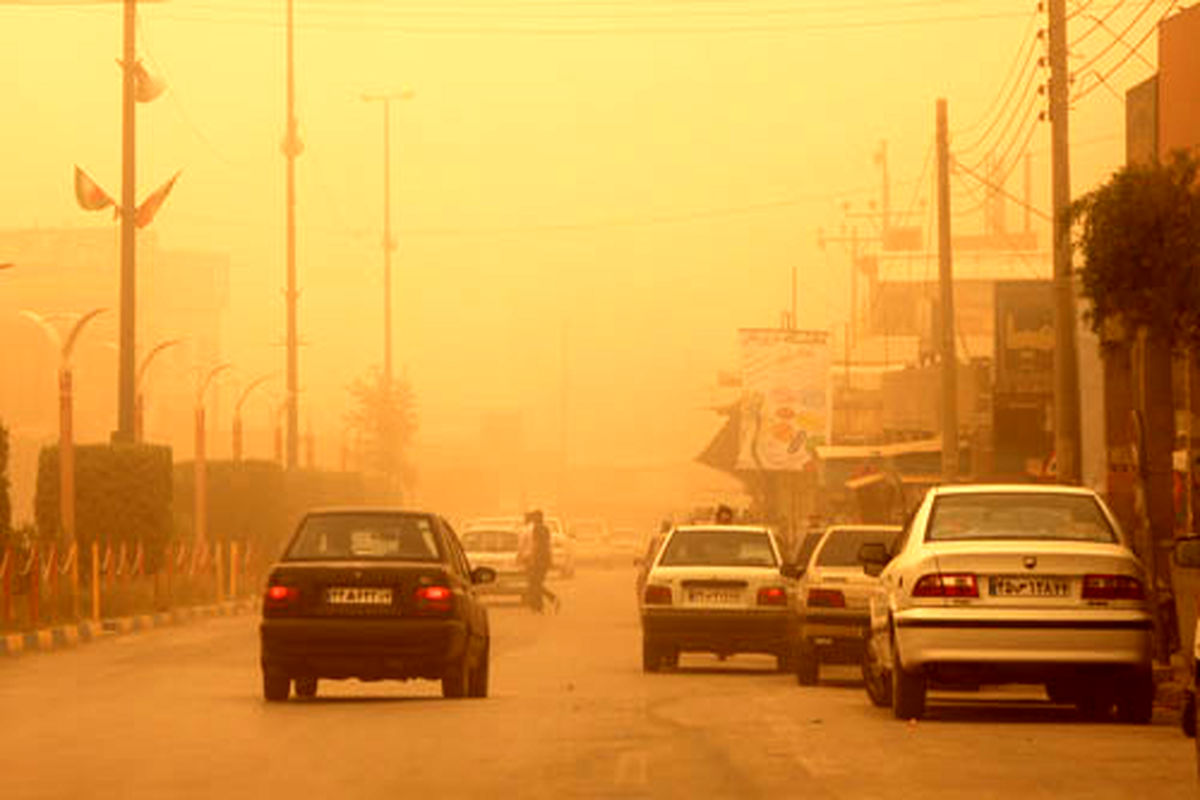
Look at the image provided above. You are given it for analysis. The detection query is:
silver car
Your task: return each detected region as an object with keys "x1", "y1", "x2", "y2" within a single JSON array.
[{"x1": 860, "y1": 484, "x2": 1154, "y2": 721}]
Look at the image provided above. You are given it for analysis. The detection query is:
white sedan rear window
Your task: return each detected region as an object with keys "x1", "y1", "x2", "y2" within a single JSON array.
[
  {"x1": 926, "y1": 494, "x2": 1116, "y2": 543},
  {"x1": 659, "y1": 530, "x2": 777, "y2": 567}
]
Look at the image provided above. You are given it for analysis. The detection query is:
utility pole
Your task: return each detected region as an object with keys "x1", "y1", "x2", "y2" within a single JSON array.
[
  {"x1": 282, "y1": 0, "x2": 301, "y2": 470},
  {"x1": 937, "y1": 99, "x2": 958, "y2": 482},
  {"x1": 116, "y1": 0, "x2": 137, "y2": 442},
  {"x1": 876, "y1": 140, "x2": 890, "y2": 233},
  {"x1": 1049, "y1": 0, "x2": 1081, "y2": 483}
]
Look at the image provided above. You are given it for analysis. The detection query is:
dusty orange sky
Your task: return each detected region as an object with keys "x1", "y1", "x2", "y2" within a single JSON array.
[{"x1": 0, "y1": 0, "x2": 1153, "y2": 477}]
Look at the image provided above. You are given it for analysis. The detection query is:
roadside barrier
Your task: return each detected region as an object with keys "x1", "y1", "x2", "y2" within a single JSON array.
[{"x1": 0, "y1": 539, "x2": 259, "y2": 634}]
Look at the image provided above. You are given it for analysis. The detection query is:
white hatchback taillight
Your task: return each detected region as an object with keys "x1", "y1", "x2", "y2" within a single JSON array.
[
  {"x1": 757, "y1": 586, "x2": 788, "y2": 607},
  {"x1": 643, "y1": 585, "x2": 672, "y2": 605}
]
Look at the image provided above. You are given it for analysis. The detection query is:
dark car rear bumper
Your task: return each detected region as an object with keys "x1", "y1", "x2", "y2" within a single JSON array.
[
  {"x1": 260, "y1": 617, "x2": 470, "y2": 681},
  {"x1": 801, "y1": 611, "x2": 869, "y2": 663},
  {"x1": 641, "y1": 609, "x2": 795, "y2": 656}
]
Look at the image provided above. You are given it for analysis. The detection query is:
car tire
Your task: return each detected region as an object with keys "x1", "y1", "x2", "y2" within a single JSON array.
[
  {"x1": 1075, "y1": 689, "x2": 1113, "y2": 721},
  {"x1": 795, "y1": 647, "x2": 819, "y2": 686},
  {"x1": 469, "y1": 641, "x2": 490, "y2": 699},
  {"x1": 862, "y1": 639, "x2": 892, "y2": 708},
  {"x1": 776, "y1": 648, "x2": 796, "y2": 674},
  {"x1": 263, "y1": 673, "x2": 290, "y2": 703},
  {"x1": 891, "y1": 640, "x2": 926, "y2": 720},
  {"x1": 1114, "y1": 669, "x2": 1154, "y2": 724},
  {"x1": 1183, "y1": 690, "x2": 1197, "y2": 738},
  {"x1": 293, "y1": 677, "x2": 318, "y2": 699},
  {"x1": 642, "y1": 637, "x2": 662, "y2": 673},
  {"x1": 662, "y1": 648, "x2": 680, "y2": 670},
  {"x1": 442, "y1": 654, "x2": 471, "y2": 699}
]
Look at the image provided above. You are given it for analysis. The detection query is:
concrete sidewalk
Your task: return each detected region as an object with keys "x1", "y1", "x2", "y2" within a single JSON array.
[{"x1": 0, "y1": 599, "x2": 255, "y2": 656}]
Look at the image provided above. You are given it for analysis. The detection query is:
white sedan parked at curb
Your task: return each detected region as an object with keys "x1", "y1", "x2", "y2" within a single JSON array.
[{"x1": 859, "y1": 484, "x2": 1154, "y2": 722}]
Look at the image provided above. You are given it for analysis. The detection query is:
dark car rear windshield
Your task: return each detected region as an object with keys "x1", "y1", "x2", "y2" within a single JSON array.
[
  {"x1": 461, "y1": 529, "x2": 520, "y2": 553},
  {"x1": 926, "y1": 493, "x2": 1116, "y2": 543},
  {"x1": 285, "y1": 513, "x2": 442, "y2": 561},
  {"x1": 659, "y1": 529, "x2": 777, "y2": 568},
  {"x1": 816, "y1": 528, "x2": 900, "y2": 567}
]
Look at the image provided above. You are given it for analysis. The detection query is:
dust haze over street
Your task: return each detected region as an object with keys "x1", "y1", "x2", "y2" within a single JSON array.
[{"x1": 2, "y1": 568, "x2": 1192, "y2": 799}]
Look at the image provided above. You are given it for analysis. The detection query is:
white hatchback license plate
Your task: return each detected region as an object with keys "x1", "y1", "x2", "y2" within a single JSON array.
[
  {"x1": 687, "y1": 589, "x2": 741, "y2": 604},
  {"x1": 988, "y1": 576, "x2": 1070, "y2": 598},
  {"x1": 326, "y1": 587, "x2": 393, "y2": 605}
]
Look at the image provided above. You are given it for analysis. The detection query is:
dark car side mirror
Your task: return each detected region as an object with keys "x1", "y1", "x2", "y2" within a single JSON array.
[
  {"x1": 1175, "y1": 536, "x2": 1200, "y2": 568},
  {"x1": 858, "y1": 542, "x2": 891, "y2": 578},
  {"x1": 780, "y1": 562, "x2": 805, "y2": 579},
  {"x1": 470, "y1": 566, "x2": 497, "y2": 585}
]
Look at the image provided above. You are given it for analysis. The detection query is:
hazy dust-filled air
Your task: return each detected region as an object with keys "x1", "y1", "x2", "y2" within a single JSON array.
[{"x1": 1, "y1": 1, "x2": 1199, "y2": 797}]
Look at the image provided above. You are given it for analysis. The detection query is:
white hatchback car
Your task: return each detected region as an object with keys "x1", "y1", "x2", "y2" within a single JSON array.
[
  {"x1": 639, "y1": 525, "x2": 798, "y2": 672},
  {"x1": 860, "y1": 484, "x2": 1154, "y2": 721},
  {"x1": 795, "y1": 524, "x2": 901, "y2": 685}
]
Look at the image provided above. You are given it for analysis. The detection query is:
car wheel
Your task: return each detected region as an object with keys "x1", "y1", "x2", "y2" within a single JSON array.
[
  {"x1": 293, "y1": 677, "x2": 318, "y2": 699},
  {"x1": 862, "y1": 639, "x2": 892, "y2": 708},
  {"x1": 263, "y1": 672, "x2": 290, "y2": 702},
  {"x1": 662, "y1": 648, "x2": 680, "y2": 670},
  {"x1": 891, "y1": 639, "x2": 926, "y2": 720},
  {"x1": 776, "y1": 648, "x2": 796, "y2": 674},
  {"x1": 795, "y1": 646, "x2": 819, "y2": 686},
  {"x1": 1114, "y1": 669, "x2": 1154, "y2": 724},
  {"x1": 642, "y1": 637, "x2": 662, "y2": 673},
  {"x1": 442, "y1": 654, "x2": 471, "y2": 699},
  {"x1": 1183, "y1": 690, "x2": 1197, "y2": 738},
  {"x1": 469, "y1": 641, "x2": 490, "y2": 699},
  {"x1": 1075, "y1": 688, "x2": 1114, "y2": 721}
]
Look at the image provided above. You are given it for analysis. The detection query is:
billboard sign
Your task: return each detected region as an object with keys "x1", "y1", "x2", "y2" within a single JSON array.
[{"x1": 737, "y1": 328, "x2": 829, "y2": 471}]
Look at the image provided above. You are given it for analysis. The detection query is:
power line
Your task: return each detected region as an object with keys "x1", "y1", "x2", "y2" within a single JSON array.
[
  {"x1": 954, "y1": 156, "x2": 1050, "y2": 222},
  {"x1": 1071, "y1": 0, "x2": 1161, "y2": 75},
  {"x1": 955, "y1": 50, "x2": 1043, "y2": 164},
  {"x1": 1072, "y1": 0, "x2": 1177, "y2": 101},
  {"x1": 952, "y1": 7, "x2": 1040, "y2": 142},
  {"x1": 1068, "y1": 0, "x2": 1128, "y2": 47}
]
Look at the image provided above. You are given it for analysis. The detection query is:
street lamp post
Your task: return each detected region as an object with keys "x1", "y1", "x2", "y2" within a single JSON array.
[
  {"x1": 134, "y1": 338, "x2": 182, "y2": 443},
  {"x1": 232, "y1": 376, "x2": 273, "y2": 461},
  {"x1": 362, "y1": 90, "x2": 414, "y2": 397},
  {"x1": 194, "y1": 364, "x2": 231, "y2": 549},
  {"x1": 20, "y1": 308, "x2": 107, "y2": 618}
]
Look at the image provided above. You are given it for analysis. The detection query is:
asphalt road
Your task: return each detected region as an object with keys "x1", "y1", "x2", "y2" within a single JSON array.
[{"x1": 1, "y1": 568, "x2": 1195, "y2": 799}]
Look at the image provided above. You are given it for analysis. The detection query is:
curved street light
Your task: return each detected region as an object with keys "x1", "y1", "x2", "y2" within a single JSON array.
[
  {"x1": 18, "y1": 307, "x2": 108, "y2": 620},
  {"x1": 232, "y1": 374, "x2": 275, "y2": 461},
  {"x1": 193, "y1": 362, "x2": 231, "y2": 550},
  {"x1": 134, "y1": 337, "x2": 183, "y2": 443}
]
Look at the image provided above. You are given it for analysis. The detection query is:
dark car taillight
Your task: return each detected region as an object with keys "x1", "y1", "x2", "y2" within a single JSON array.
[
  {"x1": 643, "y1": 585, "x2": 672, "y2": 605},
  {"x1": 912, "y1": 573, "x2": 978, "y2": 598},
  {"x1": 1081, "y1": 574, "x2": 1144, "y2": 601},
  {"x1": 263, "y1": 584, "x2": 300, "y2": 615},
  {"x1": 757, "y1": 586, "x2": 788, "y2": 607},
  {"x1": 414, "y1": 585, "x2": 454, "y2": 615},
  {"x1": 806, "y1": 588, "x2": 845, "y2": 608}
]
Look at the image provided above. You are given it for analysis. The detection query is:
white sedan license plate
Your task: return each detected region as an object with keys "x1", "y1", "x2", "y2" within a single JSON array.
[
  {"x1": 987, "y1": 576, "x2": 1070, "y2": 598},
  {"x1": 326, "y1": 587, "x2": 393, "y2": 605},
  {"x1": 688, "y1": 589, "x2": 741, "y2": 605}
]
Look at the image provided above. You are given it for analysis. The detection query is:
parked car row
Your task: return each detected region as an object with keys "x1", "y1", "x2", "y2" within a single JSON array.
[{"x1": 637, "y1": 484, "x2": 1160, "y2": 724}]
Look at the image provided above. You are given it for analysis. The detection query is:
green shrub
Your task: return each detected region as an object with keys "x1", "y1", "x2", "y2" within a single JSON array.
[{"x1": 35, "y1": 443, "x2": 173, "y2": 572}]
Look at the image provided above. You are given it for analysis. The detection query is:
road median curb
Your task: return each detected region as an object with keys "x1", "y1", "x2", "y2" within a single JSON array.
[{"x1": 0, "y1": 599, "x2": 255, "y2": 657}]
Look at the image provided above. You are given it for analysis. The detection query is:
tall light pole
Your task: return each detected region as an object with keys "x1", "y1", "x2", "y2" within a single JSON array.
[
  {"x1": 20, "y1": 308, "x2": 107, "y2": 618},
  {"x1": 362, "y1": 90, "x2": 414, "y2": 396},
  {"x1": 116, "y1": 0, "x2": 138, "y2": 443},
  {"x1": 134, "y1": 338, "x2": 182, "y2": 443},
  {"x1": 282, "y1": 0, "x2": 303, "y2": 471},
  {"x1": 194, "y1": 363, "x2": 231, "y2": 547}
]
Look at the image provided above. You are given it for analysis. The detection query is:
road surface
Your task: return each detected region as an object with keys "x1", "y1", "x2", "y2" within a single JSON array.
[{"x1": 1, "y1": 568, "x2": 1193, "y2": 799}]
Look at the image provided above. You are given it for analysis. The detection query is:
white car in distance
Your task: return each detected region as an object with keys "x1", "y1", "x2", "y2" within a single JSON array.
[
  {"x1": 860, "y1": 485, "x2": 1154, "y2": 721},
  {"x1": 639, "y1": 525, "x2": 798, "y2": 672}
]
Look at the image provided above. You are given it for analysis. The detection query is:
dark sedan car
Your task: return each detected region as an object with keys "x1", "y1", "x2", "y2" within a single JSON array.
[{"x1": 259, "y1": 508, "x2": 496, "y2": 701}]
